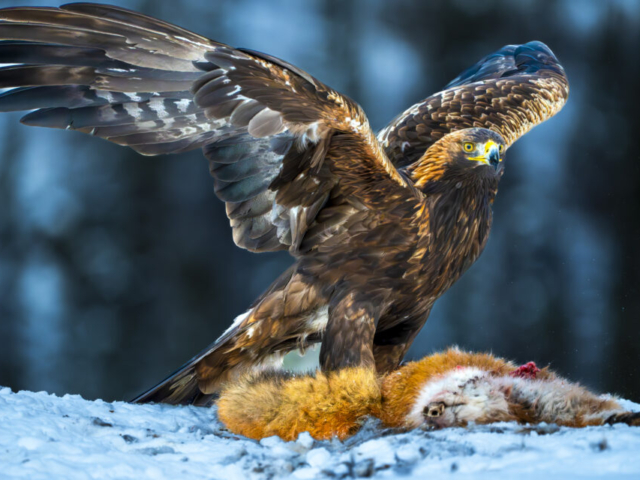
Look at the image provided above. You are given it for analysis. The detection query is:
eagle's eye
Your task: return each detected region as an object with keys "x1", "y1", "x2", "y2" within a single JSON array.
[
  {"x1": 463, "y1": 142, "x2": 474, "y2": 152},
  {"x1": 499, "y1": 144, "x2": 504, "y2": 154},
  {"x1": 424, "y1": 401, "x2": 446, "y2": 418}
]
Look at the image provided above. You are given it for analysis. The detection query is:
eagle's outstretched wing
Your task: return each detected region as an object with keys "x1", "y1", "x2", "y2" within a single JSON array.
[
  {"x1": 378, "y1": 41, "x2": 569, "y2": 168},
  {"x1": 0, "y1": 3, "x2": 411, "y2": 254}
]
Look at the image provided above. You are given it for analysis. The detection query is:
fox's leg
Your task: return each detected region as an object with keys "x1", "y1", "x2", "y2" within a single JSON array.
[
  {"x1": 319, "y1": 291, "x2": 381, "y2": 371},
  {"x1": 605, "y1": 411, "x2": 640, "y2": 426},
  {"x1": 372, "y1": 309, "x2": 431, "y2": 374}
]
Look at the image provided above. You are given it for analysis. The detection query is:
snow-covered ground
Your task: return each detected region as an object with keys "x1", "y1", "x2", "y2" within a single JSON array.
[{"x1": 1, "y1": 387, "x2": 639, "y2": 479}]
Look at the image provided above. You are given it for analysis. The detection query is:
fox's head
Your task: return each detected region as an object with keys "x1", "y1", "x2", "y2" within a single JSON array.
[{"x1": 405, "y1": 367, "x2": 516, "y2": 429}]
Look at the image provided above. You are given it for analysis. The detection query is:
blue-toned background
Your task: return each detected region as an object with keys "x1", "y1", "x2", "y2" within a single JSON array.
[{"x1": 1, "y1": 0, "x2": 639, "y2": 402}]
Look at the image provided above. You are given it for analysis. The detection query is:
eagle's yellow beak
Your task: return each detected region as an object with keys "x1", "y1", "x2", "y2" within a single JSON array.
[{"x1": 468, "y1": 141, "x2": 502, "y2": 170}]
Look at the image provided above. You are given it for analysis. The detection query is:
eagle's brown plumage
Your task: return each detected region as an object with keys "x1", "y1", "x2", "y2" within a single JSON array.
[{"x1": 0, "y1": 4, "x2": 569, "y2": 405}]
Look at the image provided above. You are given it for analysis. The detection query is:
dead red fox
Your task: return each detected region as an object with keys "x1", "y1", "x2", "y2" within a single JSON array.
[{"x1": 217, "y1": 348, "x2": 640, "y2": 441}]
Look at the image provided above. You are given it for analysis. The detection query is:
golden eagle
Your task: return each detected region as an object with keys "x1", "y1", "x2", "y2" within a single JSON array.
[{"x1": 0, "y1": 4, "x2": 569, "y2": 405}]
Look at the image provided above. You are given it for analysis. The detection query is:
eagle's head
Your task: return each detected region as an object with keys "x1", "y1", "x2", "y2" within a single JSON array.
[{"x1": 408, "y1": 128, "x2": 507, "y2": 188}]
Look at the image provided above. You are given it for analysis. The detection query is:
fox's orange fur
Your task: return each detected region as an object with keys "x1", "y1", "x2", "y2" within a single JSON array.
[
  {"x1": 217, "y1": 367, "x2": 380, "y2": 441},
  {"x1": 217, "y1": 347, "x2": 639, "y2": 440}
]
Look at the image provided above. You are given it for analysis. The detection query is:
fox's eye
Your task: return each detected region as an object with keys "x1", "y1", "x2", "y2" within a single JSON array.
[
  {"x1": 463, "y1": 143, "x2": 474, "y2": 152},
  {"x1": 499, "y1": 144, "x2": 504, "y2": 153},
  {"x1": 424, "y1": 401, "x2": 446, "y2": 418}
]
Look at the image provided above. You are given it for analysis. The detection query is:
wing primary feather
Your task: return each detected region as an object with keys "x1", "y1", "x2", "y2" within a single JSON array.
[
  {"x1": 61, "y1": 3, "x2": 217, "y2": 47},
  {"x1": 0, "y1": 43, "x2": 128, "y2": 68},
  {"x1": 19, "y1": 98, "x2": 202, "y2": 129}
]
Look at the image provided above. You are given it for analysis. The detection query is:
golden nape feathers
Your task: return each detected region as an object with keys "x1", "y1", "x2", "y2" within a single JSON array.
[{"x1": 217, "y1": 348, "x2": 639, "y2": 441}]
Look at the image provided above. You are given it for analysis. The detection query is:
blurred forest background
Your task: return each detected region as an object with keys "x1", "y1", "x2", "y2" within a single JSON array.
[{"x1": 0, "y1": 0, "x2": 639, "y2": 402}]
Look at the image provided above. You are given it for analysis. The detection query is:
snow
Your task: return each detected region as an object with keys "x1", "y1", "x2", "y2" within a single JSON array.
[{"x1": 1, "y1": 386, "x2": 639, "y2": 479}]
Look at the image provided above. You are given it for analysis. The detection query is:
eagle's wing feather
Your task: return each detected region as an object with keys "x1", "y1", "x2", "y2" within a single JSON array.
[
  {"x1": 0, "y1": 4, "x2": 411, "y2": 254},
  {"x1": 379, "y1": 41, "x2": 570, "y2": 168},
  {"x1": 0, "y1": 5, "x2": 217, "y2": 69},
  {"x1": 0, "y1": 5, "x2": 221, "y2": 157},
  {"x1": 194, "y1": 45, "x2": 413, "y2": 251}
]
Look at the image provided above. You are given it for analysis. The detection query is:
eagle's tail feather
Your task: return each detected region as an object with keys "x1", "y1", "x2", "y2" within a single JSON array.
[
  {"x1": 133, "y1": 265, "x2": 326, "y2": 405},
  {"x1": 131, "y1": 311, "x2": 256, "y2": 406},
  {"x1": 131, "y1": 358, "x2": 214, "y2": 406}
]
